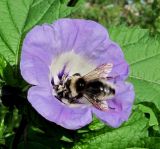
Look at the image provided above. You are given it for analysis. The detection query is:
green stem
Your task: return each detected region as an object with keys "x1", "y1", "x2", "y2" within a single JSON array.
[{"x1": 12, "y1": 115, "x2": 27, "y2": 149}]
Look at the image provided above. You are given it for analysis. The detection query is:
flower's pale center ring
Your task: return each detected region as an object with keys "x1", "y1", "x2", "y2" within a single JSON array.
[{"x1": 50, "y1": 51, "x2": 95, "y2": 84}]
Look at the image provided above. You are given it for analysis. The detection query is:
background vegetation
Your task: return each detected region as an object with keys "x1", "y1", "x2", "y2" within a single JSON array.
[{"x1": 72, "y1": 0, "x2": 160, "y2": 34}]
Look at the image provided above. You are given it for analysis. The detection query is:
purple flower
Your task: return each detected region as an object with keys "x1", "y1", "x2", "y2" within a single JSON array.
[{"x1": 20, "y1": 19, "x2": 134, "y2": 130}]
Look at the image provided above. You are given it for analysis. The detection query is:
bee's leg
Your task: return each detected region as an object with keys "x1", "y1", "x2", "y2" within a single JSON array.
[
  {"x1": 68, "y1": 94, "x2": 82, "y2": 104},
  {"x1": 56, "y1": 91, "x2": 64, "y2": 100},
  {"x1": 53, "y1": 85, "x2": 59, "y2": 91},
  {"x1": 106, "y1": 76, "x2": 113, "y2": 80},
  {"x1": 68, "y1": 96, "x2": 77, "y2": 103},
  {"x1": 99, "y1": 101, "x2": 109, "y2": 111},
  {"x1": 92, "y1": 96, "x2": 101, "y2": 103},
  {"x1": 107, "y1": 75, "x2": 120, "y2": 83},
  {"x1": 93, "y1": 97, "x2": 108, "y2": 111},
  {"x1": 55, "y1": 95, "x2": 62, "y2": 101},
  {"x1": 75, "y1": 93, "x2": 83, "y2": 99},
  {"x1": 63, "y1": 91, "x2": 71, "y2": 100}
]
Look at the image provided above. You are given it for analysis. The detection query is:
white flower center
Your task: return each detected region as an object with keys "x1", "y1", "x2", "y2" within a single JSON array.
[{"x1": 50, "y1": 51, "x2": 95, "y2": 84}]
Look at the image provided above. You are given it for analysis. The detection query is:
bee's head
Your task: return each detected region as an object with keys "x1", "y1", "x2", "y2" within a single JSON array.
[{"x1": 75, "y1": 78, "x2": 86, "y2": 92}]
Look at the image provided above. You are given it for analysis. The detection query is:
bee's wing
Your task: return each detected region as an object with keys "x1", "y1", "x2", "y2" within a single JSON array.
[
  {"x1": 83, "y1": 94, "x2": 108, "y2": 111},
  {"x1": 83, "y1": 63, "x2": 113, "y2": 81}
]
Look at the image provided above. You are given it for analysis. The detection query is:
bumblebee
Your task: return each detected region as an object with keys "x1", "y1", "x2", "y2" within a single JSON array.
[{"x1": 54, "y1": 63, "x2": 115, "y2": 111}]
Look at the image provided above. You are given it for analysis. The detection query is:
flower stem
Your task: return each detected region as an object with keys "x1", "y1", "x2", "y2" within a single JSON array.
[{"x1": 12, "y1": 115, "x2": 27, "y2": 149}]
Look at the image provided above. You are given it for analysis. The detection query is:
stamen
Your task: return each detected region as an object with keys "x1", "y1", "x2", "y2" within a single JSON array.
[
  {"x1": 51, "y1": 77, "x2": 54, "y2": 85},
  {"x1": 58, "y1": 63, "x2": 68, "y2": 80}
]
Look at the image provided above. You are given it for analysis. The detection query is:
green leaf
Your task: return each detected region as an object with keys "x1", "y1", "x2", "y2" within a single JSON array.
[
  {"x1": 126, "y1": 147, "x2": 149, "y2": 149},
  {"x1": 109, "y1": 26, "x2": 148, "y2": 47},
  {"x1": 109, "y1": 27, "x2": 160, "y2": 110},
  {"x1": 73, "y1": 111, "x2": 148, "y2": 149},
  {"x1": 126, "y1": 148, "x2": 149, "y2": 149},
  {"x1": 144, "y1": 137, "x2": 160, "y2": 149},
  {"x1": 138, "y1": 104, "x2": 158, "y2": 127},
  {"x1": 88, "y1": 116, "x2": 106, "y2": 131},
  {"x1": 13, "y1": 125, "x2": 72, "y2": 149},
  {"x1": 0, "y1": 0, "x2": 82, "y2": 82}
]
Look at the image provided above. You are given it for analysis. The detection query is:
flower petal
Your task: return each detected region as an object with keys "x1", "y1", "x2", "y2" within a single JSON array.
[
  {"x1": 92, "y1": 82, "x2": 134, "y2": 128},
  {"x1": 20, "y1": 24, "x2": 57, "y2": 86},
  {"x1": 28, "y1": 86, "x2": 92, "y2": 130},
  {"x1": 22, "y1": 24, "x2": 56, "y2": 65},
  {"x1": 51, "y1": 19, "x2": 129, "y2": 80},
  {"x1": 21, "y1": 19, "x2": 129, "y2": 86},
  {"x1": 20, "y1": 52, "x2": 51, "y2": 86},
  {"x1": 50, "y1": 19, "x2": 109, "y2": 53}
]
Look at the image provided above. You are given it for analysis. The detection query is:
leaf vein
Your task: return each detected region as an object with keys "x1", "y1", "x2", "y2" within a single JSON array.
[
  {"x1": 32, "y1": 0, "x2": 44, "y2": 8},
  {"x1": 0, "y1": 30, "x2": 15, "y2": 55},
  {"x1": 6, "y1": 0, "x2": 20, "y2": 34},
  {"x1": 21, "y1": 0, "x2": 35, "y2": 33},
  {"x1": 35, "y1": 0, "x2": 56, "y2": 25},
  {"x1": 129, "y1": 75, "x2": 160, "y2": 86},
  {"x1": 129, "y1": 52, "x2": 160, "y2": 66}
]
